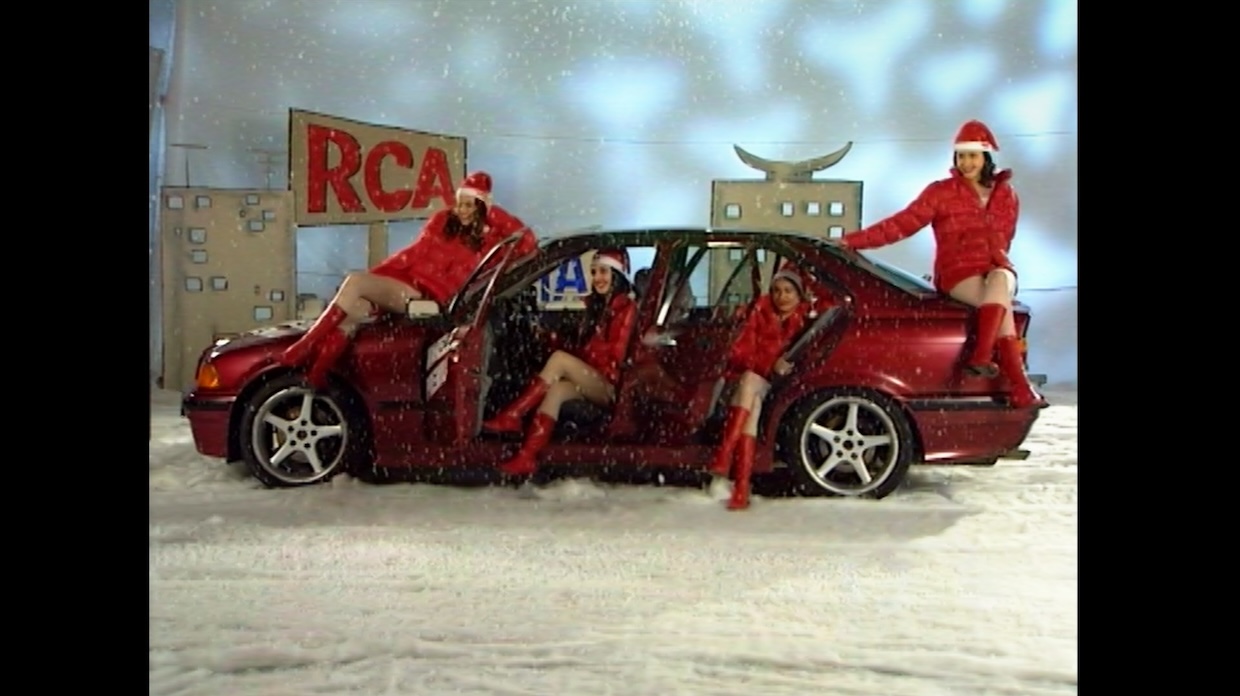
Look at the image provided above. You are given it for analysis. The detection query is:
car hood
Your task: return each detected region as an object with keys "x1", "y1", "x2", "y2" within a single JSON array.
[{"x1": 208, "y1": 320, "x2": 313, "y2": 357}]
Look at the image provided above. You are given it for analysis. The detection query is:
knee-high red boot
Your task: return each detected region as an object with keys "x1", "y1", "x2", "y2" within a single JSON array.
[
  {"x1": 708, "y1": 406, "x2": 750, "y2": 477},
  {"x1": 482, "y1": 377, "x2": 552, "y2": 433},
  {"x1": 995, "y1": 336, "x2": 1048, "y2": 409},
  {"x1": 279, "y1": 305, "x2": 349, "y2": 369},
  {"x1": 727, "y1": 434, "x2": 756, "y2": 510},
  {"x1": 498, "y1": 412, "x2": 556, "y2": 476},
  {"x1": 305, "y1": 329, "x2": 352, "y2": 389},
  {"x1": 964, "y1": 303, "x2": 1006, "y2": 377}
]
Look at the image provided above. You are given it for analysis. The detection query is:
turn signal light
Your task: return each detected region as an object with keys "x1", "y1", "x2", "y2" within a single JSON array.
[{"x1": 196, "y1": 363, "x2": 221, "y2": 389}]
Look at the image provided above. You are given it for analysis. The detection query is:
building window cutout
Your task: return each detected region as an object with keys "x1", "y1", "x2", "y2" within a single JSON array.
[
  {"x1": 211, "y1": 276, "x2": 228, "y2": 291},
  {"x1": 190, "y1": 249, "x2": 208, "y2": 264},
  {"x1": 756, "y1": 249, "x2": 766, "y2": 263},
  {"x1": 253, "y1": 306, "x2": 274, "y2": 321},
  {"x1": 262, "y1": 209, "x2": 277, "y2": 221},
  {"x1": 270, "y1": 289, "x2": 285, "y2": 302},
  {"x1": 728, "y1": 248, "x2": 744, "y2": 262},
  {"x1": 780, "y1": 202, "x2": 794, "y2": 217},
  {"x1": 828, "y1": 201, "x2": 845, "y2": 216},
  {"x1": 806, "y1": 202, "x2": 821, "y2": 216},
  {"x1": 185, "y1": 277, "x2": 203, "y2": 292},
  {"x1": 188, "y1": 228, "x2": 207, "y2": 244},
  {"x1": 248, "y1": 220, "x2": 265, "y2": 232},
  {"x1": 245, "y1": 193, "x2": 261, "y2": 205},
  {"x1": 166, "y1": 195, "x2": 184, "y2": 210},
  {"x1": 723, "y1": 203, "x2": 741, "y2": 220},
  {"x1": 828, "y1": 226, "x2": 844, "y2": 238},
  {"x1": 195, "y1": 195, "x2": 212, "y2": 209}
]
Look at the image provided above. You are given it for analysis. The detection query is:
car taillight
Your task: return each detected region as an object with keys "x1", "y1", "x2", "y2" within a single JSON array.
[{"x1": 196, "y1": 362, "x2": 221, "y2": 389}]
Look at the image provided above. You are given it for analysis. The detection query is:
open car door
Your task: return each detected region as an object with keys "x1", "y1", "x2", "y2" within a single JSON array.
[
  {"x1": 625, "y1": 241, "x2": 764, "y2": 440},
  {"x1": 422, "y1": 233, "x2": 526, "y2": 446}
]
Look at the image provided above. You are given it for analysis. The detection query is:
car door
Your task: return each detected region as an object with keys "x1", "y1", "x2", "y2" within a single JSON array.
[
  {"x1": 624, "y1": 240, "x2": 765, "y2": 438},
  {"x1": 422, "y1": 233, "x2": 525, "y2": 446}
]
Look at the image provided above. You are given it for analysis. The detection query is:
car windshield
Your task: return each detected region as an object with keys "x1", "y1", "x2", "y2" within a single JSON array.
[{"x1": 455, "y1": 245, "x2": 543, "y2": 308}]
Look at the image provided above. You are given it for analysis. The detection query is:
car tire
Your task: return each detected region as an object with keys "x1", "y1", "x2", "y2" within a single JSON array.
[
  {"x1": 237, "y1": 374, "x2": 369, "y2": 488},
  {"x1": 779, "y1": 388, "x2": 915, "y2": 500}
]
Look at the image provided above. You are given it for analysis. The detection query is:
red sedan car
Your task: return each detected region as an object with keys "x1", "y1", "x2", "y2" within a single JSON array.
[{"x1": 181, "y1": 228, "x2": 1043, "y2": 499}]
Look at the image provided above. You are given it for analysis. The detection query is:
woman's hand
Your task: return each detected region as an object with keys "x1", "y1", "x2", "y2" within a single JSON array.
[{"x1": 772, "y1": 358, "x2": 794, "y2": 376}]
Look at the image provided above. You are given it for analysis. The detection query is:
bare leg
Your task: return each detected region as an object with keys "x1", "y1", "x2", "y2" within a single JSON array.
[
  {"x1": 949, "y1": 272, "x2": 1015, "y2": 377},
  {"x1": 330, "y1": 271, "x2": 424, "y2": 332},
  {"x1": 538, "y1": 350, "x2": 616, "y2": 407},
  {"x1": 734, "y1": 371, "x2": 772, "y2": 436},
  {"x1": 950, "y1": 271, "x2": 1018, "y2": 336},
  {"x1": 947, "y1": 275, "x2": 986, "y2": 306},
  {"x1": 536, "y1": 381, "x2": 587, "y2": 421},
  {"x1": 982, "y1": 270, "x2": 1018, "y2": 338}
]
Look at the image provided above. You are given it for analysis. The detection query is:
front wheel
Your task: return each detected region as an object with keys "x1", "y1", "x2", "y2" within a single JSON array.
[
  {"x1": 237, "y1": 375, "x2": 368, "y2": 488},
  {"x1": 779, "y1": 388, "x2": 915, "y2": 499}
]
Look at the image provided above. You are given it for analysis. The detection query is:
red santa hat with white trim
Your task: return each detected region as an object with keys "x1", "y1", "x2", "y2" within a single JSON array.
[
  {"x1": 591, "y1": 248, "x2": 630, "y2": 280},
  {"x1": 772, "y1": 259, "x2": 805, "y2": 295},
  {"x1": 953, "y1": 119, "x2": 1000, "y2": 153},
  {"x1": 457, "y1": 171, "x2": 493, "y2": 205}
]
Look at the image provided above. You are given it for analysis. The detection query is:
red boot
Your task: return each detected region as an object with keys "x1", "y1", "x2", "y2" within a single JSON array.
[
  {"x1": 964, "y1": 303, "x2": 1006, "y2": 378},
  {"x1": 305, "y1": 329, "x2": 351, "y2": 389},
  {"x1": 727, "y1": 434, "x2": 756, "y2": 510},
  {"x1": 708, "y1": 406, "x2": 750, "y2": 477},
  {"x1": 995, "y1": 336, "x2": 1048, "y2": 409},
  {"x1": 279, "y1": 305, "x2": 348, "y2": 369},
  {"x1": 482, "y1": 378, "x2": 551, "y2": 433},
  {"x1": 498, "y1": 412, "x2": 556, "y2": 476}
]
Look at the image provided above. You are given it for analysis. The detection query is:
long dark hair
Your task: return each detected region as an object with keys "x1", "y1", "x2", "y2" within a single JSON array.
[
  {"x1": 954, "y1": 151, "x2": 998, "y2": 188},
  {"x1": 443, "y1": 199, "x2": 488, "y2": 251},
  {"x1": 578, "y1": 269, "x2": 632, "y2": 345}
]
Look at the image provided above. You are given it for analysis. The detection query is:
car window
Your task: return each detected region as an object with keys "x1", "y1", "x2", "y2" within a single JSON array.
[
  {"x1": 658, "y1": 243, "x2": 763, "y2": 325},
  {"x1": 859, "y1": 254, "x2": 938, "y2": 293},
  {"x1": 535, "y1": 245, "x2": 656, "y2": 311}
]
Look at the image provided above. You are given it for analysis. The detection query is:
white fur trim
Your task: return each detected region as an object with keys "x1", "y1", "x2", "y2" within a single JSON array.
[
  {"x1": 592, "y1": 255, "x2": 628, "y2": 278},
  {"x1": 457, "y1": 186, "x2": 492, "y2": 203},
  {"x1": 954, "y1": 141, "x2": 996, "y2": 152},
  {"x1": 772, "y1": 270, "x2": 804, "y2": 293}
]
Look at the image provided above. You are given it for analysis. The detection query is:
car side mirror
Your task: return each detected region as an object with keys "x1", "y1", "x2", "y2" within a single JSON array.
[{"x1": 406, "y1": 299, "x2": 441, "y2": 318}]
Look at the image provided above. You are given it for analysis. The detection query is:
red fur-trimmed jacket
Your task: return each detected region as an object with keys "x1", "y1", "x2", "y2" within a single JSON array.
[
  {"x1": 726, "y1": 295, "x2": 811, "y2": 381},
  {"x1": 370, "y1": 205, "x2": 537, "y2": 304},
  {"x1": 552, "y1": 292, "x2": 637, "y2": 386},
  {"x1": 840, "y1": 169, "x2": 1019, "y2": 294}
]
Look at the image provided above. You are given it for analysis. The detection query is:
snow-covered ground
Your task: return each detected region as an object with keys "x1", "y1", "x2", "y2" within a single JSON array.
[{"x1": 150, "y1": 386, "x2": 1078, "y2": 696}]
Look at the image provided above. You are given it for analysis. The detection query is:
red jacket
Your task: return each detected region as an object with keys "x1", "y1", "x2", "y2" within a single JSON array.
[
  {"x1": 575, "y1": 292, "x2": 638, "y2": 385},
  {"x1": 370, "y1": 205, "x2": 537, "y2": 304},
  {"x1": 727, "y1": 295, "x2": 811, "y2": 380},
  {"x1": 841, "y1": 169, "x2": 1018, "y2": 294}
]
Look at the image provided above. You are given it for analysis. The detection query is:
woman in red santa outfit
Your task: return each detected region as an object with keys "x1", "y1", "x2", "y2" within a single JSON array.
[
  {"x1": 836, "y1": 120, "x2": 1046, "y2": 409},
  {"x1": 278, "y1": 171, "x2": 538, "y2": 388},
  {"x1": 482, "y1": 248, "x2": 638, "y2": 476},
  {"x1": 708, "y1": 260, "x2": 813, "y2": 510}
]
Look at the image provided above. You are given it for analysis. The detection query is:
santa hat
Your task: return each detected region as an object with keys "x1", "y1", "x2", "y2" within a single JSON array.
[
  {"x1": 591, "y1": 248, "x2": 630, "y2": 280},
  {"x1": 772, "y1": 260, "x2": 804, "y2": 295},
  {"x1": 953, "y1": 120, "x2": 999, "y2": 153},
  {"x1": 457, "y1": 171, "x2": 493, "y2": 205}
]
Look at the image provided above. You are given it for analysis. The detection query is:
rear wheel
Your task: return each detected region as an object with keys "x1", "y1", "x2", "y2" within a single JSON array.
[
  {"x1": 780, "y1": 388, "x2": 914, "y2": 499},
  {"x1": 237, "y1": 375, "x2": 368, "y2": 488}
]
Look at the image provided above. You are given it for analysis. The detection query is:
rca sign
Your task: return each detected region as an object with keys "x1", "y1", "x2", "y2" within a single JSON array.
[{"x1": 288, "y1": 108, "x2": 467, "y2": 226}]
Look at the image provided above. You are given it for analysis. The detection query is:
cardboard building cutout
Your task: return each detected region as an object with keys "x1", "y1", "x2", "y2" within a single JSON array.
[
  {"x1": 709, "y1": 142, "x2": 862, "y2": 297},
  {"x1": 159, "y1": 187, "x2": 296, "y2": 391},
  {"x1": 156, "y1": 111, "x2": 471, "y2": 391}
]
